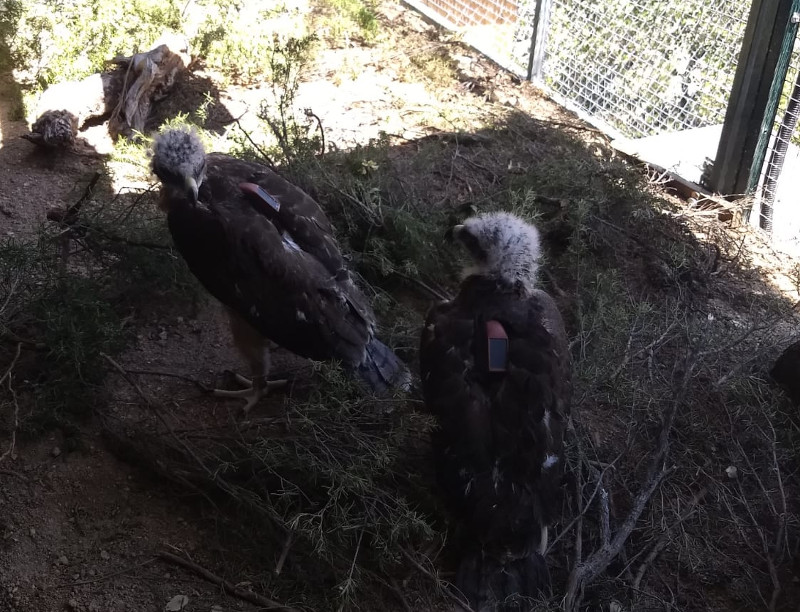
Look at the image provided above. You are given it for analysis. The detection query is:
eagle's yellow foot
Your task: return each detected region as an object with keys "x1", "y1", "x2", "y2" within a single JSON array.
[{"x1": 213, "y1": 376, "x2": 289, "y2": 414}]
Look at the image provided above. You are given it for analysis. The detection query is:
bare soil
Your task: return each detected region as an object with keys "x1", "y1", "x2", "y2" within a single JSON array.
[{"x1": 2, "y1": 2, "x2": 800, "y2": 612}]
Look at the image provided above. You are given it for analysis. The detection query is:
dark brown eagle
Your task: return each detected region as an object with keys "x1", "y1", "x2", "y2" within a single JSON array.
[
  {"x1": 150, "y1": 127, "x2": 409, "y2": 412},
  {"x1": 419, "y1": 212, "x2": 571, "y2": 610}
]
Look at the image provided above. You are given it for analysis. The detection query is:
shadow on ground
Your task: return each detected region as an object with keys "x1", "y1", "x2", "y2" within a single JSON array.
[{"x1": 2, "y1": 85, "x2": 800, "y2": 612}]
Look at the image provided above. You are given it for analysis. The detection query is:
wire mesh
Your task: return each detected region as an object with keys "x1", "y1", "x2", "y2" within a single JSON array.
[
  {"x1": 752, "y1": 33, "x2": 800, "y2": 244},
  {"x1": 406, "y1": 0, "x2": 751, "y2": 139},
  {"x1": 407, "y1": 0, "x2": 531, "y2": 75},
  {"x1": 538, "y1": 0, "x2": 750, "y2": 138}
]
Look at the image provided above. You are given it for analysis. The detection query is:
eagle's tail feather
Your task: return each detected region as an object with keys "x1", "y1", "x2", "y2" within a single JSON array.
[
  {"x1": 456, "y1": 550, "x2": 550, "y2": 611},
  {"x1": 354, "y1": 337, "x2": 411, "y2": 395}
]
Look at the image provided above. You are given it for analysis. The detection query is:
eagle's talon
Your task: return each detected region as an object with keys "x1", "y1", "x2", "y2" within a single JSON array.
[
  {"x1": 234, "y1": 372, "x2": 253, "y2": 388},
  {"x1": 212, "y1": 378, "x2": 290, "y2": 414},
  {"x1": 212, "y1": 385, "x2": 262, "y2": 403}
]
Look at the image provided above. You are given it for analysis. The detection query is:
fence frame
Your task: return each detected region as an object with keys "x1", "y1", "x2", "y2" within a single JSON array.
[
  {"x1": 710, "y1": 0, "x2": 800, "y2": 196},
  {"x1": 405, "y1": 0, "x2": 799, "y2": 206},
  {"x1": 526, "y1": 0, "x2": 552, "y2": 81}
]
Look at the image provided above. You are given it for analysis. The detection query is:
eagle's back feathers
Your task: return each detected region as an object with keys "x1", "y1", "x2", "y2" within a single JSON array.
[
  {"x1": 420, "y1": 275, "x2": 571, "y2": 609},
  {"x1": 202, "y1": 154, "x2": 347, "y2": 280}
]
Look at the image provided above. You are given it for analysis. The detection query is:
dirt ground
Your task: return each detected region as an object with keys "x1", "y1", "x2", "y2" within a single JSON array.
[{"x1": 2, "y1": 2, "x2": 800, "y2": 612}]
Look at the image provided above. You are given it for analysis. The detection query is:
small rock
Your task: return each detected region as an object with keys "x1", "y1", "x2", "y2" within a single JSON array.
[
  {"x1": 72, "y1": 573, "x2": 80, "y2": 581},
  {"x1": 165, "y1": 594, "x2": 189, "y2": 611},
  {"x1": 59, "y1": 555, "x2": 69, "y2": 565},
  {"x1": 100, "y1": 550, "x2": 110, "y2": 560},
  {"x1": 158, "y1": 330, "x2": 168, "y2": 341},
  {"x1": 51, "y1": 447, "x2": 62, "y2": 458},
  {"x1": 725, "y1": 465, "x2": 738, "y2": 479}
]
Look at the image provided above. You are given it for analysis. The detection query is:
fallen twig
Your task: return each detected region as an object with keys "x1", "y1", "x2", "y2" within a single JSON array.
[
  {"x1": 157, "y1": 550, "x2": 300, "y2": 611},
  {"x1": 109, "y1": 367, "x2": 211, "y2": 392},
  {"x1": 55, "y1": 558, "x2": 156, "y2": 588},
  {"x1": 0, "y1": 469, "x2": 28, "y2": 482},
  {"x1": 631, "y1": 487, "x2": 707, "y2": 590},
  {"x1": 399, "y1": 547, "x2": 475, "y2": 612},
  {"x1": 275, "y1": 530, "x2": 294, "y2": 575},
  {"x1": 563, "y1": 349, "x2": 695, "y2": 610},
  {"x1": 0, "y1": 342, "x2": 22, "y2": 464},
  {"x1": 391, "y1": 270, "x2": 451, "y2": 302}
]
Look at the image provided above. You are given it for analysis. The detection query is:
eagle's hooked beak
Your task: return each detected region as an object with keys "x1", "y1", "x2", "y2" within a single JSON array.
[{"x1": 184, "y1": 175, "x2": 199, "y2": 205}]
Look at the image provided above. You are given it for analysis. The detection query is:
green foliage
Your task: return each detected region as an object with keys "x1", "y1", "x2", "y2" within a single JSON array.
[
  {"x1": 409, "y1": 48, "x2": 459, "y2": 87},
  {"x1": 132, "y1": 362, "x2": 440, "y2": 610},
  {"x1": 260, "y1": 34, "x2": 322, "y2": 166},
  {"x1": 190, "y1": 1, "x2": 302, "y2": 85},
  {"x1": 524, "y1": 0, "x2": 751, "y2": 137},
  {"x1": 315, "y1": 0, "x2": 380, "y2": 44},
  {"x1": 0, "y1": 184, "x2": 197, "y2": 432},
  {"x1": 0, "y1": 0, "x2": 181, "y2": 92}
]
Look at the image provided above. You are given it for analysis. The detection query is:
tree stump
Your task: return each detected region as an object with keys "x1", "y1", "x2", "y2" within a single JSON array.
[{"x1": 23, "y1": 33, "x2": 191, "y2": 148}]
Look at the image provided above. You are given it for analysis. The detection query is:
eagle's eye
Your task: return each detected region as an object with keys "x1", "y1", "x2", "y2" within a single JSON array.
[{"x1": 457, "y1": 228, "x2": 487, "y2": 262}]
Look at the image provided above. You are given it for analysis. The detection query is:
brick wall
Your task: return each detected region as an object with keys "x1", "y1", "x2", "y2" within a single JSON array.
[{"x1": 418, "y1": 0, "x2": 519, "y2": 26}]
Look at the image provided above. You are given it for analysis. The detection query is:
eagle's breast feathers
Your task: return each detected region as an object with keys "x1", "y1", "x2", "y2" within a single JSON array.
[{"x1": 420, "y1": 277, "x2": 571, "y2": 546}]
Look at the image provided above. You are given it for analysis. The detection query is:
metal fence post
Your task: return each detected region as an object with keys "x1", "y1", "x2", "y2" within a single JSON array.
[
  {"x1": 527, "y1": 0, "x2": 553, "y2": 82},
  {"x1": 710, "y1": 0, "x2": 799, "y2": 196}
]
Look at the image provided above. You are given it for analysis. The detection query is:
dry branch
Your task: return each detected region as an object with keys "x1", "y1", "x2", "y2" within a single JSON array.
[
  {"x1": 0, "y1": 342, "x2": 22, "y2": 464},
  {"x1": 157, "y1": 550, "x2": 300, "y2": 612},
  {"x1": 399, "y1": 547, "x2": 475, "y2": 612},
  {"x1": 631, "y1": 487, "x2": 707, "y2": 590},
  {"x1": 564, "y1": 349, "x2": 696, "y2": 611},
  {"x1": 55, "y1": 558, "x2": 157, "y2": 588}
]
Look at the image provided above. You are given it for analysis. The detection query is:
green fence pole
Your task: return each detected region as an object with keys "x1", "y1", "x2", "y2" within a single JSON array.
[{"x1": 710, "y1": 0, "x2": 798, "y2": 196}]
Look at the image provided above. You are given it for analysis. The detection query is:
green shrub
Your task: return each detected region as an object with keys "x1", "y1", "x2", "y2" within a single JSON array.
[{"x1": 0, "y1": 0, "x2": 181, "y2": 90}]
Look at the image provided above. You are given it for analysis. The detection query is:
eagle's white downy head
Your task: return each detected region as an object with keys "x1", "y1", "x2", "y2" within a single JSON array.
[
  {"x1": 151, "y1": 127, "x2": 207, "y2": 204},
  {"x1": 453, "y1": 211, "x2": 542, "y2": 294}
]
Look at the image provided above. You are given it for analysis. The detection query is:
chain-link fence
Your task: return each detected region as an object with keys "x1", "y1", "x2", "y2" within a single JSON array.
[
  {"x1": 535, "y1": 0, "x2": 750, "y2": 138},
  {"x1": 408, "y1": 0, "x2": 529, "y2": 76},
  {"x1": 406, "y1": 0, "x2": 800, "y2": 246},
  {"x1": 407, "y1": 0, "x2": 751, "y2": 139}
]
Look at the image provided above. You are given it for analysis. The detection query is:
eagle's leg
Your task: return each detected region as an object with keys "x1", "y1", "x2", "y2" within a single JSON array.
[
  {"x1": 538, "y1": 525, "x2": 548, "y2": 555},
  {"x1": 214, "y1": 309, "x2": 288, "y2": 413}
]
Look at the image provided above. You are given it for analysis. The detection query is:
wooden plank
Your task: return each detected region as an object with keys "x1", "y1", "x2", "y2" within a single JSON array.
[
  {"x1": 527, "y1": 0, "x2": 553, "y2": 82},
  {"x1": 710, "y1": 0, "x2": 797, "y2": 195},
  {"x1": 746, "y1": 0, "x2": 800, "y2": 192}
]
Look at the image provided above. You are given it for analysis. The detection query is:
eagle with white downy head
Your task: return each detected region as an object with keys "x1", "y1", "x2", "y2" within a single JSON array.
[
  {"x1": 420, "y1": 212, "x2": 571, "y2": 611},
  {"x1": 150, "y1": 127, "x2": 410, "y2": 411}
]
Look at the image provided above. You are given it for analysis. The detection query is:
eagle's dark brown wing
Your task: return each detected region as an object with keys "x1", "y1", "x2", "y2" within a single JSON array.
[
  {"x1": 201, "y1": 153, "x2": 346, "y2": 279},
  {"x1": 166, "y1": 192, "x2": 373, "y2": 366},
  {"x1": 419, "y1": 276, "x2": 571, "y2": 603}
]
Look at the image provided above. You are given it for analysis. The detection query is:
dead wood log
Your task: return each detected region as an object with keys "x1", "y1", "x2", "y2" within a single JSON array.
[{"x1": 23, "y1": 34, "x2": 190, "y2": 148}]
